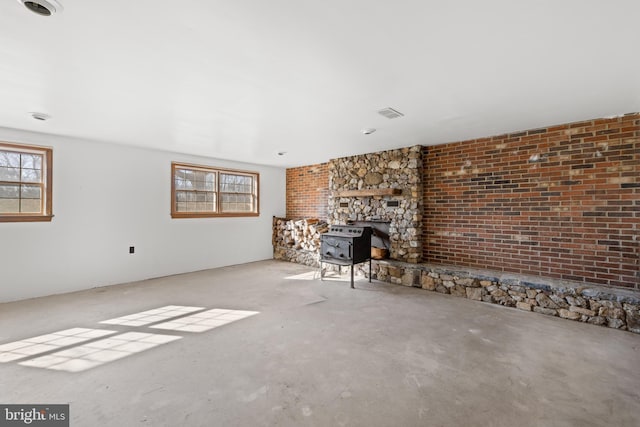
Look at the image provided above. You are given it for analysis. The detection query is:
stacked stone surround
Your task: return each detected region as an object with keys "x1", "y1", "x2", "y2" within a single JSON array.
[
  {"x1": 358, "y1": 260, "x2": 640, "y2": 334},
  {"x1": 329, "y1": 145, "x2": 423, "y2": 262}
]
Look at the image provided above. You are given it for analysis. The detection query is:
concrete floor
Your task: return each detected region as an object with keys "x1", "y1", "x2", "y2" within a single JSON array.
[{"x1": 1, "y1": 260, "x2": 639, "y2": 427}]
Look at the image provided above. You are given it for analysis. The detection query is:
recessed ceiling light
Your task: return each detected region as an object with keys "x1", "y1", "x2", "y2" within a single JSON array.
[
  {"x1": 17, "y1": 0, "x2": 64, "y2": 16},
  {"x1": 361, "y1": 128, "x2": 376, "y2": 135},
  {"x1": 29, "y1": 112, "x2": 51, "y2": 121}
]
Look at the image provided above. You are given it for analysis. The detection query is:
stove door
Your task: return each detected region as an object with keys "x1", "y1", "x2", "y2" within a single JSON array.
[{"x1": 321, "y1": 236, "x2": 352, "y2": 261}]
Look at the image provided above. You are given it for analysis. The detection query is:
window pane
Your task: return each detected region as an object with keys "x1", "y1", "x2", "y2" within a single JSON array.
[
  {"x1": 193, "y1": 171, "x2": 204, "y2": 190},
  {"x1": 205, "y1": 173, "x2": 215, "y2": 190},
  {"x1": 20, "y1": 199, "x2": 41, "y2": 213},
  {"x1": 0, "y1": 151, "x2": 20, "y2": 168},
  {"x1": 221, "y1": 193, "x2": 253, "y2": 212},
  {"x1": 0, "y1": 184, "x2": 19, "y2": 198},
  {"x1": 0, "y1": 166, "x2": 20, "y2": 181},
  {"x1": 0, "y1": 199, "x2": 19, "y2": 213},
  {"x1": 175, "y1": 190, "x2": 216, "y2": 213},
  {"x1": 189, "y1": 171, "x2": 213, "y2": 191},
  {"x1": 175, "y1": 177, "x2": 186, "y2": 190},
  {"x1": 220, "y1": 173, "x2": 252, "y2": 193},
  {"x1": 21, "y1": 154, "x2": 42, "y2": 169},
  {"x1": 21, "y1": 184, "x2": 41, "y2": 199},
  {"x1": 21, "y1": 169, "x2": 42, "y2": 183},
  {"x1": 176, "y1": 169, "x2": 194, "y2": 189}
]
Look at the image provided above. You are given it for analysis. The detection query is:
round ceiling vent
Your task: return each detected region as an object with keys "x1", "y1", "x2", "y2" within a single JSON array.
[
  {"x1": 29, "y1": 112, "x2": 51, "y2": 121},
  {"x1": 17, "y1": 0, "x2": 64, "y2": 16}
]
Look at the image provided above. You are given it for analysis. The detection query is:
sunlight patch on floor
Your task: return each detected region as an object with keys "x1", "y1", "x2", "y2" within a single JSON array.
[
  {"x1": 0, "y1": 328, "x2": 116, "y2": 363},
  {"x1": 19, "y1": 332, "x2": 181, "y2": 372},
  {"x1": 285, "y1": 271, "x2": 320, "y2": 280},
  {"x1": 99, "y1": 305, "x2": 204, "y2": 326},
  {"x1": 3, "y1": 305, "x2": 259, "y2": 373},
  {"x1": 285, "y1": 270, "x2": 369, "y2": 282},
  {"x1": 150, "y1": 309, "x2": 259, "y2": 333}
]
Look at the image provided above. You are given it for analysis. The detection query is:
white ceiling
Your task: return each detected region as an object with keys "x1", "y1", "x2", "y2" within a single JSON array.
[{"x1": 1, "y1": 0, "x2": 638, "y2": 168}]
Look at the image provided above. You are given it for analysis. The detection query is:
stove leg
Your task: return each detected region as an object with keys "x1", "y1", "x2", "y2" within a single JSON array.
[
  {"x1": 319, "y1": 261, "x2": 324, "y2": 281},
  {"x1": 369, "y1": 259, "x2": 372, "y2": 283},
  {"x1": 350, "y1": 265, "x2": 354, "y2": 289}
]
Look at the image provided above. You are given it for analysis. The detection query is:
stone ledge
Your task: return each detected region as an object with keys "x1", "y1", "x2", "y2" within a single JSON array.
[{"x1": 371, "y1": 259, "x2": 640, "y2": 305}]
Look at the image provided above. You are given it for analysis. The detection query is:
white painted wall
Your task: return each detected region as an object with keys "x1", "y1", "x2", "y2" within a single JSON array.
[{"x1": 0, "y1": 127, "x2": 285, "y2": 302}]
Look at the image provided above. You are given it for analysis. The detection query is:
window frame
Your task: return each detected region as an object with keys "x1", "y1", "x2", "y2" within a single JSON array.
[
  {"x1": 171, "y1": 162, "x2": 260, "y2": 218},
  {"x1": 0, "y1": 141, "x2": 53, "y2": 223}
]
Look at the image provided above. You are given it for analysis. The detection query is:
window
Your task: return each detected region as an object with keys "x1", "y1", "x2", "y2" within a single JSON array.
[
  {"x1": 171, "y1": 162, "x2": 259, "y2": 218},
  {"x1": 0, "y1": 142, "x2": 53, "y2": 222}
]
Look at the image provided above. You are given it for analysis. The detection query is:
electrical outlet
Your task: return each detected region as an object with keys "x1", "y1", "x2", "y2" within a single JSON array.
[{"x1": 129, "y1": 246, "x2": 135, "y2": 254}]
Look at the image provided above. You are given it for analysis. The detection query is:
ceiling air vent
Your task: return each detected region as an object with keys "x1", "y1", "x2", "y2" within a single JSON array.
[
  {"x1": 29, "y1": 112, "x2": 50, "y2": 121},
  {"x1": 377, "y1": 107, "x2": 404, "y2": 119}
]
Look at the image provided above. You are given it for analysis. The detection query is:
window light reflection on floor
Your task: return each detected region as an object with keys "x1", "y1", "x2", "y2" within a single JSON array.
[
  {"x1": 99, "y1": 305, "x2": 204, "y2": 326},
  {"x1": 0, "y1": 328, "x2": 116, "y2": 363},
  {"x1": 285, "y1": 271, "x2": 320, "y2": 280},
  {"x1": 150, "y1": 309, "x2": 259, "y2": 333},
  {"x1": 19, "y1": 332, "x2": 181, "y2": 372},
  {"x1": 3, "y1": 306, "x2": 259, "y2": 373}
]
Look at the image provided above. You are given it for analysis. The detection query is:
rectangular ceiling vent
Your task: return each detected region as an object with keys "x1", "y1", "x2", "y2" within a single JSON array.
[{"x1": 377, "y1": 107, "x2": 404, "y2": 119}]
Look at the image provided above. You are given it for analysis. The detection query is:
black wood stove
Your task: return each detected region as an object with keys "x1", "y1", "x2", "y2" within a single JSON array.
[{"x1": 319, "y1": 225, "x2": 372, "y2": 288}]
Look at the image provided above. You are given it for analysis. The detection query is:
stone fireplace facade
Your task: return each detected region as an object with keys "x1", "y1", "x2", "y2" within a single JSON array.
[{"x1": 328, "y1": 145, "x2": 423, "y2": 263}]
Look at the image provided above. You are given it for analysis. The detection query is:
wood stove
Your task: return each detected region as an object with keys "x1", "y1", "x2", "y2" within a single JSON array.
[{"x1": 319, "y1": 225, "x2": 372, "y2": 288}]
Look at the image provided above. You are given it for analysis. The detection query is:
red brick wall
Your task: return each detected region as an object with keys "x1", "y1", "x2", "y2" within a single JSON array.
[
  {"x1": 423, "y1": 114, "x2": 639, "y2": 289},
  {"x1": 286, "y1": 163, "x2": 329, "y2": 219}
]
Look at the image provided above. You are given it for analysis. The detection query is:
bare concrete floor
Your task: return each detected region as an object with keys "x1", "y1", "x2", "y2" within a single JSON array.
[{"x1": 1, "y1": 260, "x2": 639, "y2": 427}]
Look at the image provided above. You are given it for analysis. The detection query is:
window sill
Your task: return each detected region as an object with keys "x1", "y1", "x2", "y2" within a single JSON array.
[
  {"x1": 0, "y1": 214, "x2": 54, "y2": 223},
  {"x1": 171, "y1": 212, "x2": 259, "y2": 219}
]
